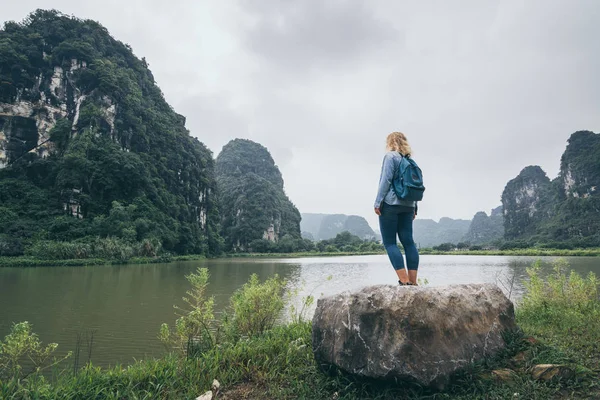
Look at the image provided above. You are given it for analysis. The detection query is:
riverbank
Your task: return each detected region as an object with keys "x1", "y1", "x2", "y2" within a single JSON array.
[
  {"x1": 235, "y1": 248, "x2": 600, "y2": 257},
  {"x1": 0, "y1": 254, "x2": 206, "y2": 267},
  {"x1": 1, "y1": 262, "x2": 599, "y2": 399},
  {"x1": 419, "y1": 248, "x2": 600, "y2": 256},
  {"x1": 1, "y1": 247, "x2": 599, "y2": 267}
]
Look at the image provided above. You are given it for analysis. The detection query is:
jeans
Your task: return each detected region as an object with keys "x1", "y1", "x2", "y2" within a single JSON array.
[{"x1": 378, "y1": 203, "x2": 419, "y2": 271}]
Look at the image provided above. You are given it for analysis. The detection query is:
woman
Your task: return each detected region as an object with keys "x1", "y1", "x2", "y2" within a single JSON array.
[{"x1": 374, "y1": 132, "x2": 420, "y2": 285}]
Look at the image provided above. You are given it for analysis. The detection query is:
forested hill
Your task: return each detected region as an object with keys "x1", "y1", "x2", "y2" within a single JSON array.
[
  {"x1": 215, "y1": 139, "x2": 301, "y2": 251},
  {"x1": 501, "y1": 131, "x2": 600, "y2": 247},
  {"x1": 0, "y1": 10, "x2": 221, "y2": 256},
  {"x1": 300, "y1": 213, "x2": 377, "y2": 241}
]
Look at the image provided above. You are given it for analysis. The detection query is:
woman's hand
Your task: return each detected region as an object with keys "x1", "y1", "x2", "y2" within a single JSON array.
[
  {"x1": 375, "y1": 207, "x2": 381, "y2": 216},
  {"x1": 413, "y1": 211, "x2": 417, "y2": 220}
]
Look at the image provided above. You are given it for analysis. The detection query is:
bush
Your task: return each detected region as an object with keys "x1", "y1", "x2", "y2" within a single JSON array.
[
  {"x1": 224, "y1": 274, "x2": 287, "y2": 339},
  {"x1": 24, "y1": 237, "x2": 162, "y2": 261},
  {"x1": 0, "y1": 322, "x2": 70, "y2": 381},
  {"x1": 159, "y1": 268, "x2": 216, "y2": 357},
  {"x1": 433, "y1": 242, "x2": 455, "y2": 251}
]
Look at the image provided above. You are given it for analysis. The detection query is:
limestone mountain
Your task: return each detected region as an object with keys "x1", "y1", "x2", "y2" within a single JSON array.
[
  {"x1": 501, "y1": 131, "x2": 600, "y2": 245},
  {"x1": 546, "y1": 130, "x2": 600, "y2": 241},
  {"x1": 462, "y1": 206, "x2": 504, "y2": 245},
  {"x1": 0, "y1": 10, "x2": 221, "y2": 255},
  {"x1": 300, "y1": 213, "x2": 377, "y2": 241},
  {"x1": 501, "y1": 166, "x2": 553, "y2": 239},
  {"x1": 216, "y1": 139, "x2": 301, "y2": 251},
  {"x1": 413, "y1": 217, "x2": 471, "y2": 248}
]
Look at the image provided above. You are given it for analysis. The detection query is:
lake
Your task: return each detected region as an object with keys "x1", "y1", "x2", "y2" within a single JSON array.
[{"x1": 1, "y1": 255, "x2": 598, "y2": 369}]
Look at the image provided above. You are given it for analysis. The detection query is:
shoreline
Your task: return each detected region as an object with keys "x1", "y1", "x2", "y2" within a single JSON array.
[{"x1": 1, "y1": 248, "x2": 599, "y2": 267}]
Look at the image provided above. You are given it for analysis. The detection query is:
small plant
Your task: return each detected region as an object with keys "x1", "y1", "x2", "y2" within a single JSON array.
[
  {"x1": 288, "y1": 275, "x2": 334, "y2": 324},
  {"x1": 0, "y1": 321, "x2": 71, "y2": 380},
  {"x1": 159, "y1": 268, "x2": 216, "y2": 357},
  {"x1": 223, "y1": 274, "x2": 287, "y2": 339}
]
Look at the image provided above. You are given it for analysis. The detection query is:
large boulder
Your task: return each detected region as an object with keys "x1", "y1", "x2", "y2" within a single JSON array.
[{"x1": 312, "y1": 283, "x2": 517, "y2": 388}]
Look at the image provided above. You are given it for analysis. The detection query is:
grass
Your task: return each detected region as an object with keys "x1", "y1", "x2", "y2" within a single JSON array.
[
  {"x1": 2, "y1": 261, "x2": 599, "y2": 399},
  {"x1": 2, "y1": 321, "x2": 597, "y2": 400}
]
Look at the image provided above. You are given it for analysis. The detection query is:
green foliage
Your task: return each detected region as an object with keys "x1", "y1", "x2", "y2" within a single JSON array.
[
  {"x1": 159, "y1": 268, "x2": 216, "y2": 357},
  {"x1": 0, "y1": 322, "x2": 70, "y2": 381},
  {"x1": 24, "y1": 237, "x2": 161, "y2": 261},
  {"x1": 224, "y1": 274, "x2": 287, "y2": 340},
  {"x1": 0, "y1": 234, "x2": 24, "y2": 256},
  {"x1": 432, "y1": 242, "x2": 455, "y2": 251},
  {"x1": 518, "y1": 259, "x2": 600, "y2": 369}
]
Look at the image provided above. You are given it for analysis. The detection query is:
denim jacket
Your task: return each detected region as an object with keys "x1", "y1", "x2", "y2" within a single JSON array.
[{"x1": 374, "y1": 151, "x2": 417, "y2": 210}]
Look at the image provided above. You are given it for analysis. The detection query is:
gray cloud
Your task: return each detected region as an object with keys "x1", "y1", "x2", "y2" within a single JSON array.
[
  {"x1": 241, "y1": 0, "x2": 399, "y2": 72},
  {"x1": 2, "y1": 0, "x2": 599, "y2": 231}
]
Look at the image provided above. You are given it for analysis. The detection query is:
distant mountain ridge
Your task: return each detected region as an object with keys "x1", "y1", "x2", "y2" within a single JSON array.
[
  {"x1": 413, "y1": 218, "x2": 471, "y2": 248},
  {"x1": 301, "y1": 213, "x2": 377, "y2": 241}
]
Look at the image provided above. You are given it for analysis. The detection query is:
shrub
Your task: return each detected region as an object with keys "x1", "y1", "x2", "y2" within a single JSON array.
[
  {"x1": 159, "y1": 268, "x2": 216, "y2": 357},
  {"x1": 520, "y1": 259, "x2": 599, "y2": 320},
  {"x1": 433, "y1": 242, "x2": 455, "y2": 251},
  {"x1": 224, "y1": 274, "x2": 287, "y2": 340},
  {"x1": 0, "y1": 322, "x2": 71, "y2": 381}
]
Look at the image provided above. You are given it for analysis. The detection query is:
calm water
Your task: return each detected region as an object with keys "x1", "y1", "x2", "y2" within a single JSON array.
[{"x1": 0, "y1": 255, "x2": 598, "y2": 368}]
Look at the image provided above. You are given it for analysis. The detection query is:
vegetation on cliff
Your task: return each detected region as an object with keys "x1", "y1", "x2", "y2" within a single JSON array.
[
  {"x1": 0, "y1": 10, "x2": 221, "y2": 257},
  {"x1": 215, "y1": 139, "x2": 301, "y2": 251}
]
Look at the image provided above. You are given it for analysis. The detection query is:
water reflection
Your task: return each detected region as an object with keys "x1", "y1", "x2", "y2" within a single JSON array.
[{"x1": 0, "y1": 255, "x2": 598, "y2": 369}]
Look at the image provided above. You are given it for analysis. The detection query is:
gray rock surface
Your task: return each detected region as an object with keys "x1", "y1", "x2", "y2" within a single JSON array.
[{"x1": 312, "y1": 283, "x2": 517, "y2": 388}]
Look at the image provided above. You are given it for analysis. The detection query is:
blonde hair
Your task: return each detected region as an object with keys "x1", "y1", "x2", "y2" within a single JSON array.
[{"x1": 386, "y1": 132, "x2": 412, "y2": 156}]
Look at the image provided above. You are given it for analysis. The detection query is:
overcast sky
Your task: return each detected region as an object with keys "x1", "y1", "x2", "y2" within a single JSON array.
[{"x1": 2, "y1": 1, "x2": 599, "y2": 230}]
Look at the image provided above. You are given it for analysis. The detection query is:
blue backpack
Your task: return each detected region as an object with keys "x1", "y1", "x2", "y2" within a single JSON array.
[{"x1": 392, "y1": 155, "x2": 425, "y2": 201}]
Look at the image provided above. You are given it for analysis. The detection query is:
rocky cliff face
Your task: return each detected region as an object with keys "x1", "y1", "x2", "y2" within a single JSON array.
[
  {"x1": 216, "y1": 139, "x2": 301, "y2": 250},
  {"x1": 0, "y1": 60, "x2": 96, "y2": 167},
  {"x1": 501, "y1": 166, "x2": 552, "y2": 239},
  {"x1": 0, "y1": 10, "x2": 220, "y2": 255},
  {"x1": 559, "y1": 131, "x2": 600, "y2": 199}
]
